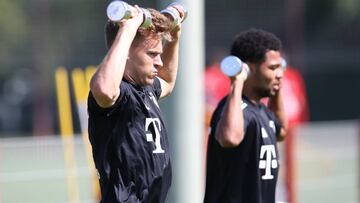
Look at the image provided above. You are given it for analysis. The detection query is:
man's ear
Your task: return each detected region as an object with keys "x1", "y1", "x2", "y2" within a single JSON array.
[{"x1": 246, "y1": 62, "x2": 256, "y2": 74}]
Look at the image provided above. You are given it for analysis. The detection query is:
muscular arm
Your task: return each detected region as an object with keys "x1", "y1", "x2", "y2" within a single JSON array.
[
  {"x1": 267, "y1": 89, "x2": 288, "y2": 141},
  {"x1": 215, "y1": 76, "x2": 246, "y2": 148},
  {"x1": 90, "y1": 7, "x2": 143, "y2": 108},
  {"x1": 158, "y1": 25, "x2": 181, "y2": 99}
]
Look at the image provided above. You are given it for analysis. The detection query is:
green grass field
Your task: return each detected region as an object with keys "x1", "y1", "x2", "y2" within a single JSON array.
[
  {"x1": 295, "y1": 121, "x2": 358, "y2": 203},
  {"x1": 0, "y1": 120, "x2": 358, "y2": 203},
  {"x1": 0, "y1": 136, "x2": 95, "y2": 203}
]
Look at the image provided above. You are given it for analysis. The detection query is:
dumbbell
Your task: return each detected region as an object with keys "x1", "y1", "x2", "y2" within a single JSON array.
[
  {"x1": 161, "y1": 2, "x2": 188, "y2": 27},
  {"x1": 106, "y1": 0, "x2": 152, "y2": 28},
  {"x1": 220, "y1": 56, "x2": 250, "y2": 79}
]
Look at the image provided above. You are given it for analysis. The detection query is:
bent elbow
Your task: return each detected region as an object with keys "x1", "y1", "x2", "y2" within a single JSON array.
[
  {"x1": 159, "y1": 81, "x2": 175, "y2": 99},
  {"x1": 216, "y1": 131, "x2": 244, "y2": 148},
  {"x1": 165, "y1": 85, "x2": 175, "y2": 97},
  {"x1": 90, "y1": 81, "x2": 119, "y2": 108}
]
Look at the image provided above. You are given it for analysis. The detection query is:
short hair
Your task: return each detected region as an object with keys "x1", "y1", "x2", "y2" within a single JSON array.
[
  {"x1": 230, "y1": 28, "x2": 282, "y2": 64},
  {"x1": 105, "y1": 8, "x2": 172, "y2": 49}
]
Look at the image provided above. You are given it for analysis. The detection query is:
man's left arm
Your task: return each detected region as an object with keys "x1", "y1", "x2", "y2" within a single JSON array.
[
  {"x1": 158, "y1": 25, "x2": 181, "y2": 99},
  {"x1": 268, "y1": 89, "x2": 288, "y2": 141}
]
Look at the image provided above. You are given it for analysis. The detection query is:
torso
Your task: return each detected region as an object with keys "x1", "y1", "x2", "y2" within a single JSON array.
[
  {"x1": 88, "y1": 78, "x2": 171, "y2": 203},
  {"x1": 204, "y1": 96, "x2": 281, "y2": 203}
]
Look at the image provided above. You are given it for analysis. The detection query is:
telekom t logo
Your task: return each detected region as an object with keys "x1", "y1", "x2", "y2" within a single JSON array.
[
  {"x1": 259, "y1": 145, "x2": 278, "y2": 180},
  {"x1": 145, "y1": 118, "x2": 164, "y2": 154}
]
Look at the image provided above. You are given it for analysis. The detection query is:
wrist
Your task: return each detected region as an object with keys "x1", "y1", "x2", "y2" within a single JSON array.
[
  {"x1": 231, "y1": 76, "x2": 246, "y2": 85},
  {"x1": 230, "y1": 77, "x2": 244, "y2": 95}
]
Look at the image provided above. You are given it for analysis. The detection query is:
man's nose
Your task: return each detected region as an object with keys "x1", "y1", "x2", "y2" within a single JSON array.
[
  {"x1": 154, "y1": 55, "x2": 163, "y2": 68},
  {"x1": 276, "y1": 68, "x2": 284, "y2": 79}
]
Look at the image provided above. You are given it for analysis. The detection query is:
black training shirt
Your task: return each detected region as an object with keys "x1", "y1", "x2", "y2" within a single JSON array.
[
  {"x1": 204, "y1": 96, "x2": 282, "y2": 203},
  {"x1": 88, "y1": 78, "x2": 171, "y2": 203}
]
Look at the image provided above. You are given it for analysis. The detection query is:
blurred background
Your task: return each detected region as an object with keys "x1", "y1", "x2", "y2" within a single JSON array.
[{"x1": 0, "y1": 0, "x2": 359, "y2": 202}]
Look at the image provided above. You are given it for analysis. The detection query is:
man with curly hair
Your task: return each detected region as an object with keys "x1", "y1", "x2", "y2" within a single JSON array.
[
  {"x1": 204, "y1": 28, "x2": 288, "y2": 203},
  {"x1": 88, "y1": 5, "x2": 184, "y2": 203}
]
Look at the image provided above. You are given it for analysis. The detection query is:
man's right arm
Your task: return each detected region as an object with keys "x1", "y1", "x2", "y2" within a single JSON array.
[
  {"x1": 214, "y1": 71, "x2": 247, "y2": 148},
  {"x1": 90, "y1": 6, "x2": 143, "y2": 108}
]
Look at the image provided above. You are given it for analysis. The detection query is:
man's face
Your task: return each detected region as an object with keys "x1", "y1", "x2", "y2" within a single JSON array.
[
  {"x1": 126, "y1": 36, "x2": 163, "y2": 86},
  {"x1": 253, "y1": 50, "x2": 284, "y2": 97}
]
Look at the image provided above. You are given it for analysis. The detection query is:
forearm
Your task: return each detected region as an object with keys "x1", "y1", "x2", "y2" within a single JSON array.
[
  {"x1": 215, "y1": 78, "x2": 245, "y2": 147},
  {"x1": 268, "y1": 90, "x2": 288, "y2": 141},
  {"x1": 90, "y1": 27, "x2": 136, "y2": 107},
  {"x1": 158, "y1": 38, "x2": 180, "y2": 93}
]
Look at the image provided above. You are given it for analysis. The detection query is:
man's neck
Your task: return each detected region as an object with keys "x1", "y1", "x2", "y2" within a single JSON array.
[
  {"x1": 123, "y1": 72, "x2": 137, "y2": 85},
  {"x1": 242, "y1": 85, "x2": 262, "y2": 105}
]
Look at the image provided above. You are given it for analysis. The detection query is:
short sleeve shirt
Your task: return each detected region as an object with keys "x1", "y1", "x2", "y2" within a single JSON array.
[
  {"x1": 88, "y1": 78, "x2": 171, "y2": 203},
  {"x1": 204, "y1": 96, "x2": 282, "y2": 203}
]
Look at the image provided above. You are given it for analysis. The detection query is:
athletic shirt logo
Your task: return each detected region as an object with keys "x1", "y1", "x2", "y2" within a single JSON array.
[
  {"x1": 145, "y1": 118, "x2": 164, "y2": 153},
  {"x1": 259, "y1": 121, "x2": 278, "y2": 180},
  {"x1": 143, "y1": 90, "x2": 165, "y2": 153}
]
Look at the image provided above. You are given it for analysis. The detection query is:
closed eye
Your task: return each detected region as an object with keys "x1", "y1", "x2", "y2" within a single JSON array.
[
  {"x1": 148, "y1": 51, "x2": 161, "y2": 58},
  {"x1": 269, "y1": 64, "x2": 281, "y2": 70}
]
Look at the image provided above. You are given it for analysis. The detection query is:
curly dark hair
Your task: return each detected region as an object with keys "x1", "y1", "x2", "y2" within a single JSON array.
[
  {"x1": 230, "y1": 28, "x2": 282, "y2": 64},
  {"x1": 105, "y1": 8, "x2": 172, "y2": 49}
]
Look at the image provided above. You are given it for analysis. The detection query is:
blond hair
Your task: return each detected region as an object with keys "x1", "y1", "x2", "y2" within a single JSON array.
[{"x1": 105, "y1": 8, "x2": 172, "y2": 49}]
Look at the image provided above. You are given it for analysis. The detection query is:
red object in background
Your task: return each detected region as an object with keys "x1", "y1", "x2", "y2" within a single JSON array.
[
  {"x1": 281, "y1": 66, "x2": 309, "y2": 203},
  {"x1": 204, "y1": 63, "x2": 230, "y2": 119},
  {"x1": 282, "y1": 66, "x2": 309, "y2": 127},
  {"x1": 204, "y1": 63, "x2": 231, "y2": 156}
]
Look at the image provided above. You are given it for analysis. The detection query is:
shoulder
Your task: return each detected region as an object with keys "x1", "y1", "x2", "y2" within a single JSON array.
[
  {"x1": 88, "y1": 80, "x2": 134, "y2": 115},
  {"x1": 241, "y1": 97, "x2": 257, "y2": 119}
]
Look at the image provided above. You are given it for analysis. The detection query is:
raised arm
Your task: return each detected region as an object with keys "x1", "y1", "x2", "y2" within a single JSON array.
[
  {"x1": 267, "y1": 89, "x2": 288, "y2": 141},
  {"x1": 214, "y1": 68, "x2": 248, "y2": 148},
  {"x1": 157, "y1": 23, "x2": 181, "y2": 99},
  {"x1": 90, "y1": 6, "x2": 144, "y2": 108}
]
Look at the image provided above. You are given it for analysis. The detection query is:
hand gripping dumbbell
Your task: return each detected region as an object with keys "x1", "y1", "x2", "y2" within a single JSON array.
[
  {"x1": 220, "y1": 56, "x2": 250, "y2": 79},
  {"x1": 106, "y1": 0, "x2": 152, "y2": 28},
  {"x1": 161, "y1": 2, "x2": 188, "y2": 27}
]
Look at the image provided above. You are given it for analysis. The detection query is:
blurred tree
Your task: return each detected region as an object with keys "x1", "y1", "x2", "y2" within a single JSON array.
[
  {"x1": 0, "y1": 0, "x2": 28, "y2": 77},
  {"x1": 0, "y1": 0, "x2": 108, "y2": 135},
  {"x1": 25, "y1": 0, "x2": 108, "y2": 135}
]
